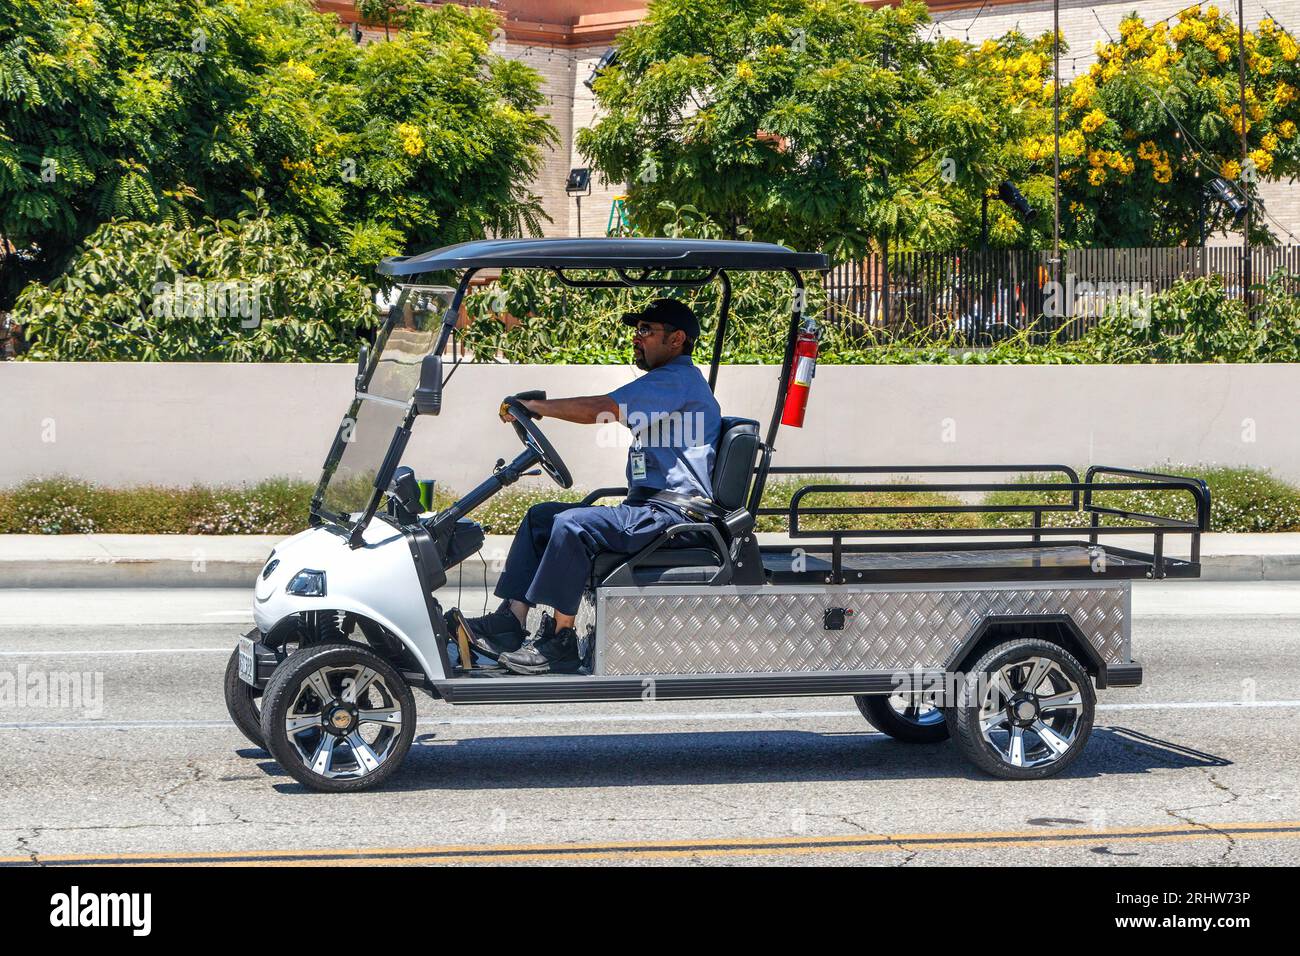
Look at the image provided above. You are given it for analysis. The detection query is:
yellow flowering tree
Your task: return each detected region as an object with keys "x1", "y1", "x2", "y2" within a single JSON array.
[{"x1": 1055, "y1": 8, "x2": 1300, "y2": 245}]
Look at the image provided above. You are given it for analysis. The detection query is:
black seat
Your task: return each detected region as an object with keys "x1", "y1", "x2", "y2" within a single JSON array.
[{"x1": 592, "y1": 416, "x2": 761, "y2": 586}]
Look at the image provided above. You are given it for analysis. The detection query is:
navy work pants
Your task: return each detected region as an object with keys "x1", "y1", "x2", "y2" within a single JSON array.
[{"x1": 494, "y1": 501, "x2": 681, "y2": 616}]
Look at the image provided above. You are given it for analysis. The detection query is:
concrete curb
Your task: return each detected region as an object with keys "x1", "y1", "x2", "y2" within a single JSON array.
[{"x1": 2, "y1": 533, "x2": 1299, "y2": 588}]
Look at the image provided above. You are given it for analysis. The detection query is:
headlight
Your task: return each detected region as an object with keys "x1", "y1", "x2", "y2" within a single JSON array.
[{"x1": 285, "y1": 569, "x2": 326, "y2": 596}]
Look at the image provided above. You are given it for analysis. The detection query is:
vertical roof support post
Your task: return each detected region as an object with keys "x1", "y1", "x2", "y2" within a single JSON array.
[
  {"x1": 707, "y1": 270, "x2": 731, "y2": 392},
  {"x1": 749, "y1": 268, "x2": 805, "y2": 517}
]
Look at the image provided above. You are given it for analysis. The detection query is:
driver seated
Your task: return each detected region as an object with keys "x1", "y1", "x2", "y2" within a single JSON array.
[{"x1": 462, "y1": 297, "x2": 721, "y2": 675}]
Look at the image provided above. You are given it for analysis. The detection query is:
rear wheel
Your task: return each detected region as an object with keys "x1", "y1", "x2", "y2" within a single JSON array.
[
  {"x1": 260, "y1": 643, "x2": 416, "y2": 793},
  {"x1": 223, "y1": 647, "x2": 265, "y2": 749},
  {"x1": 950, "y1": 638, "x2": 1095, "y2": 780},
  {"x1": 855, "y1": 692, "x2": 950, "y2": 743}
]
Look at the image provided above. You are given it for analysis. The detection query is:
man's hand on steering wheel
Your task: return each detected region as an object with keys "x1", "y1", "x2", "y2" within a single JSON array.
[{"x1": 499, "y1": 392, "x2": 573, "y2": 489}]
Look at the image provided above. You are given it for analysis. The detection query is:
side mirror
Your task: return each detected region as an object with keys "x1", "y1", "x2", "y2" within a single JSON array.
[
  {"x1": 389, "y1": 466, "x2": 421, "y2": 518},
  {"x1": 355, "y1": 344, "x2": 369, "y2": 391},
  {"x1": 413, "y1": 354, "x2": 443, "y2": 415}
]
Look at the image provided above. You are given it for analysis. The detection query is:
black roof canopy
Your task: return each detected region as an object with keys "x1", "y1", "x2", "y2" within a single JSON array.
[{"x1": 378, "y1": 237, "x2": 828, "y2": 276}]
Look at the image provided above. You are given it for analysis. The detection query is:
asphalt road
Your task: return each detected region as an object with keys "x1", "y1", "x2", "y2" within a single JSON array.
[{"x1": 0, "y1": 582, "x2": 1297, "y2": 867}]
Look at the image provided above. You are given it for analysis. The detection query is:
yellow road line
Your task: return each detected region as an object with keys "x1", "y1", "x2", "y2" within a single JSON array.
[{"x1": 4, "y1": 820, "x2": 1299, "y2": 867}]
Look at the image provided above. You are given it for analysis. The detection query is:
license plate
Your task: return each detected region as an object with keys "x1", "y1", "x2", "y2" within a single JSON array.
[{"x1": 237, "y1": 636, "x2": 257, "y2": 686}]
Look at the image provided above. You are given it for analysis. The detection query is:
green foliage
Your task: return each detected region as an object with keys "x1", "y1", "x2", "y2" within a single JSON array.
[
  {"x1": 6, "y1": 464, "x2": 1299, "y2": 535},
  {"x1": 755, "y1": 475, "x2": 979, "y2": 532},
  {"x1": 578, "y1": 0, "x2": 1300, "y2": 252},
  {"x1": 12, "y1": 198, "x2": 376, "y2": 361},
  {"x1": 578, "y1": 0, "x2": 995, "y2": 259},
  {"x1": 462, "y1": 203, "x2": 827, "y2": 364},
  {"x1": 0, "y1": 476, "x2": 317, "y2": 534},
  {"x1": 1084, "y1": 271, "x2": 1300, "y2": 363},
  {"x1": 980, "y1": 465, "x2": 1300, "y2": 533},
  {"x1": 0, "y1": 0, "x2": 554, "y2": 305}
]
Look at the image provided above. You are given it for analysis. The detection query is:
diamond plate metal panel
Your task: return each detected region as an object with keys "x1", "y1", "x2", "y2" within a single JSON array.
[{"x1": 596, "y1": 583, "x2": 1129, "y2": 676}]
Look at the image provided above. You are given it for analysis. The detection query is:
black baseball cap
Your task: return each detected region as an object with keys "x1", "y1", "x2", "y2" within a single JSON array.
[{"x1": 621, "y1": 298, "x2": 700, "y2": 341}]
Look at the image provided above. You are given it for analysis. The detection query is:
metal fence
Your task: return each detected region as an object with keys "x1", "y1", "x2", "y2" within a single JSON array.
[{"x1": 823, "y1": 245, "x2": 1300, "y2": 342}]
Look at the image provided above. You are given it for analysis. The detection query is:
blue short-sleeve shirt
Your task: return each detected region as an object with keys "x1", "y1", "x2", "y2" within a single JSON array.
[{"x1": 607, "y1": 355, "x2": 721, "y2": 500}]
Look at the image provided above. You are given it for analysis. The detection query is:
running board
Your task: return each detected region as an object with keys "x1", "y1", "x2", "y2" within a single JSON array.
[{"x1": 431, "y1": 670, "x2": 943, "y2": 705}]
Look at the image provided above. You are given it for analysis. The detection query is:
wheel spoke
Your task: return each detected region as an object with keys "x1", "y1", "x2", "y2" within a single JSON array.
[
  {"x1": 980, "y1": 708, "x2": 1008, "y2": 732},
  {"x1": 1023, "y1": 658, "x2": 1052, "y2": 695},
  {"x1": 1031, "y1": 720, "x2": 1073, "y2": 757},
  {"x1": 342, "y1": 667, "x2": 378, "y2": 705},
  {"x1": 986, "y1": 670, "x2": 1014, "y2": 710},
  {"x1": 1038, "y1": 690, "x2": 1082, "y2": 713},
  {"x1": 304, "y1": 669, "x2": 335, "y2": 707},
  {"x1": 285, "y1": 712, "x2": 323, "y2": 735},
  {"x1": 1007, "y1": 725, "x2": 1026, "y2": 767},
  {"x1": 310, "y1": 734, "x2": 335, "y2": 776},
  {"x1": 346, "y1": 731, "x2": 382, "y2": 773},
  {"x1": 357, "y1": 708, "x2": 402, "y2": 727}
]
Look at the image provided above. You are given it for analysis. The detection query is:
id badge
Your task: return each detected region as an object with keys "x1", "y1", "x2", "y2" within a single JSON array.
[{"x1": 630, "y1": 450, "x2": 647, "y2": 481}]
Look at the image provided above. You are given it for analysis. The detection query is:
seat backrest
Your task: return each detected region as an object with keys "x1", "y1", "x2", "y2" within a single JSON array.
[{"x1": 712, "y1": 417, "x2": 760, "y2": 512}]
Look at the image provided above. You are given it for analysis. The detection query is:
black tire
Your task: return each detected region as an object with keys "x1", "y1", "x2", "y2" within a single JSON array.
[
  {"x1": 854, "y1": 693, "x2": 950, "y2": 743},
  {"x1": 950, "y1": 638, "x2": 1095, "y2": 780},
  {"x1": 223, "y1": 647, "x2": 265, "y2": 750},
  {"x1": 260, "y1": 643, "x2": 415, "y2": 793}
]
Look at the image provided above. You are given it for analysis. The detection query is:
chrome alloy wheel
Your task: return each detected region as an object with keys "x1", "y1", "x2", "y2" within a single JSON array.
[
  {"x1": 976, "y1": 656, "x2": 1085, "y2": 770},
  {"x1": 283, "y1": 663, "x2": 405, "y2": 780}
]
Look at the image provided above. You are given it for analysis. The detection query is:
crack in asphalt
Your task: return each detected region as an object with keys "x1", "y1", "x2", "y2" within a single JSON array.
[
  {"x1": 14, "y1": 829, "x2": 42, "y2": 867},
  {"x1": 1164, "y1": 768, "x2": 1244, "y2": 865}
]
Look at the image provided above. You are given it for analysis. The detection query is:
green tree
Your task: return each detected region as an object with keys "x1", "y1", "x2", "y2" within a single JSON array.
[
  {"x1": 577, "y1": 0, "x2": 1013, "y2": 260},
  {"x1": 0, "y1": 0, "x2": 554, "y2": 305}
]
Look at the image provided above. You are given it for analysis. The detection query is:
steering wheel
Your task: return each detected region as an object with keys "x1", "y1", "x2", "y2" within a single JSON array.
[{"x1": 502, "y1": 393, "x2": 573, "y2": 489}]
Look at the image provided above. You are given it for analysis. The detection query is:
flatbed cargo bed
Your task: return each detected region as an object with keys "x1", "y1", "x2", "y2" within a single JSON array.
[{"x1": 752, "y1": 464, "x2": 1210, "y2": 585}]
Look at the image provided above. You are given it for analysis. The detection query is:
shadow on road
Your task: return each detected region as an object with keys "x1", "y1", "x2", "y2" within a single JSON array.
[{"x1": 258, "y1": 723, "x2": 1232, "y2": 794}]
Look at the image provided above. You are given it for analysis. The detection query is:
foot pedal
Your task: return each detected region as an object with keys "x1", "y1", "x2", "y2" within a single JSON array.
[{"x1": 446, "y1": 607, "x2": 476, "y2": 671}]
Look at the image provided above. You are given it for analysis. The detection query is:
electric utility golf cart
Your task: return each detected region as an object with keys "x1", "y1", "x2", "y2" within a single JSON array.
[{"x1": 224, "y1": 238, "x2": 1211, "y2": 793}]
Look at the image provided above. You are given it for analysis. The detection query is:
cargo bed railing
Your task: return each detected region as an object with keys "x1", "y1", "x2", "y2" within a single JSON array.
[{"x1": 754, "y1": 464, "x2": 1211, "y2": 580}]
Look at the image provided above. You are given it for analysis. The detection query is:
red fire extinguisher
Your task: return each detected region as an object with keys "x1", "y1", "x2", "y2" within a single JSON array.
[{"x1": 780, "y1": 317, "x2": 819, "y2": 428}]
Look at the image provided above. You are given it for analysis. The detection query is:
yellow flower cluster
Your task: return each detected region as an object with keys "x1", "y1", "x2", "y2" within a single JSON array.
[
  {"x1": 395, "y1": 123, "x2": 425, "y2": 157},
  {"x1": 1081, "y1": 109, "x2": 1107, "y2": 133},
  {"x1": 1087, "y1": 148, "x2": 1134, "y2": 175},
  {"x1": 1070, "y1": 76, "x2": 1095, "y2": 109},
  {"x1": 1275, "y1": 83, "x2": 1297, "y2": 106},
  {"x1": 1088, "y1": 168, "x2": 1106, "y2": 186},
  {"x1": 736, "y1": 62, "x2": 756, "y2": 82},
  {"x1": 283, "y1": 61, "x2": 317, "y2": 85},
  {"x1": 1279, "y1": 120, "x2": 1298, "y2": 139},
  {"x1": 1249, "y1": 148, "x2": 1274, "y2": 174},
  {"x1": 1280, "y1": 35, "x2": 1298, "y2": 62}
]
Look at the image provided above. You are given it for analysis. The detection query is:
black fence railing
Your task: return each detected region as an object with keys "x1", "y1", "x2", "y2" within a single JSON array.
[{"x1": 823, "y1": 245, "x2": 1300, "y2": 342}]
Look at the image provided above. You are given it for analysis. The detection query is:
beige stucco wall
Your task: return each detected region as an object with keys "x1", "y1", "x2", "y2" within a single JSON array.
[{"x1": 4, "y1": 362, "x2": 1297, "y2": 494}]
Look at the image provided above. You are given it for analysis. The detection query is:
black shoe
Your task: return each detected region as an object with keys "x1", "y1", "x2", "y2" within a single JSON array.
[
  {"x1": 454, "y1": 600, "x2": 526, "y2": 661},
  {"x1": 498, "y1": 614, "x2": 581, "y2": 676}
]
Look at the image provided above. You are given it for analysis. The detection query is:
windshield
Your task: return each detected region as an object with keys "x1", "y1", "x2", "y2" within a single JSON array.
[{"x1": 314, "y1": 285, "x2": 454, "y2": 527}]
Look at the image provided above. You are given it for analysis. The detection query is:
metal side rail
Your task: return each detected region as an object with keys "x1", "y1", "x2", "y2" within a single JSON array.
[{"x1": 754, "y1": 463, "x2": 1210, "y2": 583}]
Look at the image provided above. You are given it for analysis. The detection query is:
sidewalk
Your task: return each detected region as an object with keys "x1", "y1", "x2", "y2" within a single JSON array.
[{"x1": 1, "y1": 532, "x2": 1298, "y2": 588}]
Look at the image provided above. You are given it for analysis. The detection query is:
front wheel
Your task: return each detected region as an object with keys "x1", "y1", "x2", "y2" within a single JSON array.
[
  {"x1": 950, "y1": 639, "x2": 1095, "y2": 780},
  {"x1": 854, "y1": 692, "x2": 950, "y2": 743},
  {"x1": 260, "y1": 643, "x2": 416, "y2": 793}
]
